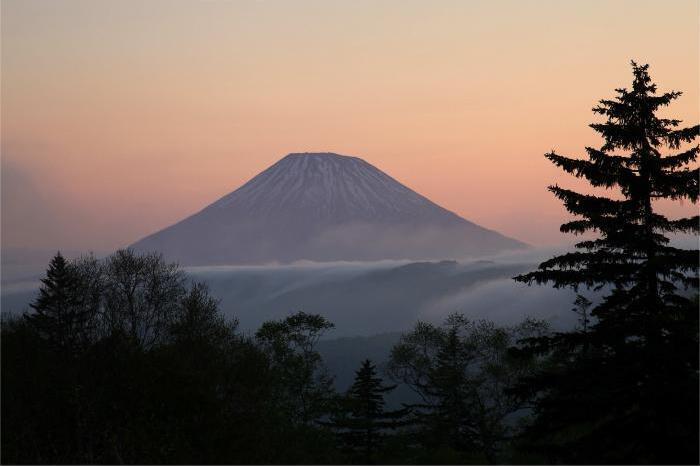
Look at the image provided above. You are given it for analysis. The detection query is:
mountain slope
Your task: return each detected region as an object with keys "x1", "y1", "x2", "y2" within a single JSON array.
[{"x1": 131, "y1": 152, "x2": 525, "y2": 264}]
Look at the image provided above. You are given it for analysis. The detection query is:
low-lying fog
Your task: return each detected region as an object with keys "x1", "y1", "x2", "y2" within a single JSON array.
[
  {"x1": 185, "y1": 254, "x2": 582, "y2": 337},
  {"x1": 2, "y1": 248, "x2": 585, "y2": 337}
]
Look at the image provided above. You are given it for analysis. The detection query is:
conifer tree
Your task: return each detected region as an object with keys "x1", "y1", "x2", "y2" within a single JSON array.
[
  {"x1": 514, "y1": 62, "x2": 699, "y2": 463},
  {"x1": 25, "y1": 252, "x2": 87, "y2": 351},
  {"x1": 326, "y1": 359, "x2": 408, "y2": 463}
]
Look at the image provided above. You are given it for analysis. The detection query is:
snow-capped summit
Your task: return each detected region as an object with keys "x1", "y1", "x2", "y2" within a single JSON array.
[
  {"x1": 131, "y1": 152, "x2": 525, "y2": 264},
  {"x1": 211, "y1": 152, "x2": 466, "y2": 225}
]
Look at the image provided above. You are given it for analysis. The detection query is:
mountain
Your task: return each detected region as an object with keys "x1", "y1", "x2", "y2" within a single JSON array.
[{"x1": 130, "y1": 152, "x2": 525, "y2": 264}]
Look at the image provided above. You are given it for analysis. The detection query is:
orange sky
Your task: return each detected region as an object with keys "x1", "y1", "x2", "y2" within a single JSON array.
[{"x1": 2, "y1": 0, "x2": 698, "y2": 252}]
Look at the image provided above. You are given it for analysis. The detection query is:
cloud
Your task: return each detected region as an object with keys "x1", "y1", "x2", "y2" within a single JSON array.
[
  {"x1": 419, "y1": 276, "x2": 578, "y2": 330},
  {"x1": 185, "y1": 249, "x2": 586, "y2": 336},
  {"x1": 1, "y1": 157, "x2": 67, "y2": 250}
]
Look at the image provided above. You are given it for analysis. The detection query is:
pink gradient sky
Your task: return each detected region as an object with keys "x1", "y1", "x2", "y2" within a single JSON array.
[{"x1": 2, "y1": 0, "x2": 698, "y2": 252}]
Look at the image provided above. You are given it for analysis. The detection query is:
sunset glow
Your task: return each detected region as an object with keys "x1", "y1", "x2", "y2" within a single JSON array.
[{"x1": 2, "y1": 0, "x2": 698, "y2": 251}]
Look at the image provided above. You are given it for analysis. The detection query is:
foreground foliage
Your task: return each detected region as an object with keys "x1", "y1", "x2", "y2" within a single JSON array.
[{"x1": 2, "y1": 249, "x2": 545, "y2": 464}]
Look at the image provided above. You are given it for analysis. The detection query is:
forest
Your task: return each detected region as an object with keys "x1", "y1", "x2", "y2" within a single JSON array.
[{"x1": 1, "y1": 64, "x2": 698, "y2": 465}]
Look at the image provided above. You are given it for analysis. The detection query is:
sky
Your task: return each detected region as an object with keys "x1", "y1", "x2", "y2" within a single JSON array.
[{"x1": 2, "y1": 0, "x2": 698, "y2": 252}]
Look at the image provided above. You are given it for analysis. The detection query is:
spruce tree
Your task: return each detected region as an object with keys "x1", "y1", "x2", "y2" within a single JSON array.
[
  {"x1": 25, "y1": 252, "x2": 86, "y2": 351},
  {"x1": 326, "y1": 359, "x2": 408, "y2": 463},
  {"x1": 514, "y1": 62, "x2": 699, "y2": 463}
]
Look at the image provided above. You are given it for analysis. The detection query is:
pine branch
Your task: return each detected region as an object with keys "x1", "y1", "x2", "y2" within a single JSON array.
[
  {"x1": 659, "y1": 146, "x2": 699, "y2": 169},
  {"x1": 652, "y1": 167, "x2": 699, "y2": 201},
  {"x1": 538, "y1": 251, "x2": 635, "y2": 270},
  {"x1": 549, "y1": 186, "x2": 633, "y2": 217},
  {"x1": 654, "y1": 215, "x2": 699, "y2": 234},
  {"x1": 546, "y1": 151, "x2": 636, "y2": 189},
  {"x1": 665, "y1": 124, "x2": 700, "y2": 149}
]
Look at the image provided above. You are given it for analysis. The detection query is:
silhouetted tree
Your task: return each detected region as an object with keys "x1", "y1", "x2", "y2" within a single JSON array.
[
  {"x1": 3, "y1": 250, "x2": 289, "y2": 464},
  {"x1": 514, "y1": 62, "x2": 699, "y2": 464},
  {"x1": 149, "y1": 283, "x2": 271, "y2": 464},
  {"x1": 571, "y1": 294, "x2": 592, "y2": 334},
  {"x1": 169, "y1": 282, "x2": 232, "y2": 345},
  {"x1": 254, "y1": 312, "x2": 340, "y2": 462},
  {"x1": 388, "y1": 314, "x2": 549, "y2": 463},
  {"x1": 102, "y1": 249, "x2": 185, "y2": 348},
  {"x1": 25, "y1": 252, "x2": 88, "y2": 352},
  {"x1": 421, "y1": 325, "x2": 475, "y2": 454},
  {"x1": 325, "y1": 359, "x2": 409, "y2": 463},
  {"x1": 256, "y1": 312, "x2": 336, "y2": 426}
]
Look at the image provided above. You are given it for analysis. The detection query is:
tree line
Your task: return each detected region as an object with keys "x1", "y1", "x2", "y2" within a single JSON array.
[
  {"x1": 2, "y1": 248, "x2": 548, "y2": 464},
  {"x1": 2, "y1": 62, "x2": 698, "y2": 464}
]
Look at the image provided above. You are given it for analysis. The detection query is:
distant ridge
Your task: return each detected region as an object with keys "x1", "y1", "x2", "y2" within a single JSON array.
[{"x1": 131, "y1": 152, "x2": 526, "y2": 264}]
